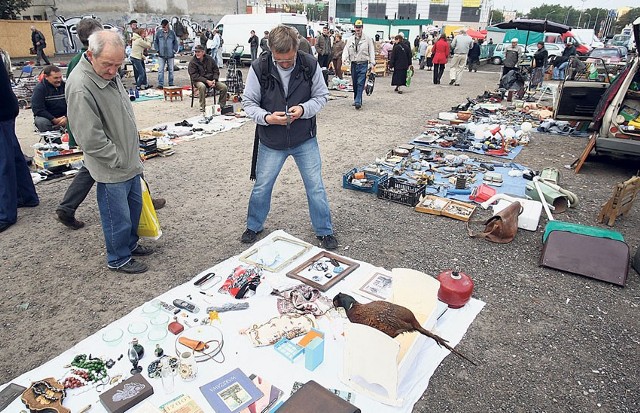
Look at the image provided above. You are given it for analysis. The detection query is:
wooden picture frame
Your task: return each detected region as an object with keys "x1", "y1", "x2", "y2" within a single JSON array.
[
  {"x1": 239, "y1": 236, "x2": 311, "y2": 272},
  {"x1": 356, "y1": 271, "x2": 393, "y2": 301},
  {"x1": 286, "y1": 251, "x2": 360, "y2": 292}
]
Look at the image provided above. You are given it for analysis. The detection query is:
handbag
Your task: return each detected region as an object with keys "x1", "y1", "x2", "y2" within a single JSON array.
[
  {"x1": 138, "y1": 177, "x2": 162, "y2": 239},
  {"x1": 29, "y1": 47, "x2": 36, "y2": 55},
  {"x1": 467, "y1": 201, "x2": 522, "y2": 243}
]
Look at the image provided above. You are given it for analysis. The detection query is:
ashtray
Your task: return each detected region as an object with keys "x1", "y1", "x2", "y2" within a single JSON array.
[
  {"x1": 150, "y1": 313, "x2": 170, "y2": 327},
  {"x1": 148, "y1": 327, "x2": 168, "y2": 343},
  {"x1": 127, "y1": 321, "x2": 148, "y2": 336},
  {"x1": 141, "y1": 303, "x2": 160, "y2": 317},
  {"x1": 102, "y1": 327, "x2": 124, "y2": 346}
]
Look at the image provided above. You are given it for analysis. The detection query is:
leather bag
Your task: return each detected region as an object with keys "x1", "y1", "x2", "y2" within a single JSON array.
[{"x1": 467, "y1": 201, "x2": 521, "y2": 243}]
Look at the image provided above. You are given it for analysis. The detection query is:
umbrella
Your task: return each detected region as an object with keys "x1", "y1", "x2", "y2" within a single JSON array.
[
  {"x1": 491, "y1": 19, "x2": 571, "y2": 48},
  {"x1": 491, "y1": 19, "x2": 571, "y2": 34},
  {"x1": 466, "y1": 28, "x2": 486, "y2": 40}
]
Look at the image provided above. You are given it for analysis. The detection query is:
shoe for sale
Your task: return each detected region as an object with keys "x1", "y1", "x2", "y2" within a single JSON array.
[
  {"x1": 132, "y1": 244, "x2": 154, "y2": 256},
  {"x1": 317, "y1": 234, "x2": 338, "y2": 250},
  {"x1": 241, "y1": 228, "x2": 262, "y2": 244},
  {"x1": 110, "y1": 259, "x2": 148, "y2": 274},
  {"x1": 455, "y1": 84, "x2": 460, "y2": 86},
  {"x1": 449, "y1": 79, "x2": 455, "y2": 85},
  {"x1": 152, "y1": 198, "x2": 166, "y2": 210},
  {"x1": 55, "y1": 211, "x2": 85, "y2": 230}
]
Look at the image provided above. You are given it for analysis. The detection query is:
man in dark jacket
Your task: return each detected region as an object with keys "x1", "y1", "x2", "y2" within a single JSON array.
[
  {"x1": 30, "y1": 26, "x2": 51, "y2": 66},
  {"x1": 248, "y1": 30, "x2": 259, "y2": 61},
  {"x1": 260, "y1": 31, "x2": 269, "y2": 53},
  {"x1": 467, "y1": 39, "x2": 481, "y2": 72},
  {"x1": 188, "y1": 45, "x2": 228, "y2": 111},
  {"x1": 31, "y1": 65, "x2": 67, "y2": 132},
  {"x1": 315, "y1": 26, "x2": 332, "y2": 69},
  {"x1": 240, "y1": 25, "x2": 338, "y2": 250},
  {"x1": 0, "y1": 59, "x2": 39, "y2": 233},
  {"x1": 553, "y1": 41, "x2": 576, "y2": 80}
]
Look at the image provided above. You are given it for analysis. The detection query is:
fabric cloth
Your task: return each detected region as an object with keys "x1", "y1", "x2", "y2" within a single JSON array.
[
  {"x1": 449, "y1": 54, "x2": 467, "y2": 84},
  {"x1": 243, "y1": 51, "x2": 327, "y2": 148},
  {"x1": 157, "y1": 57, "x2": 175, "y2": 87},
  {"x1": 31, "y1": 78, "x2": 66, "y2": 121},
  {"x1": 431, "y1": 38, "x2": 450, "y2": 65},
  {"x1": 451, "y1": 33, "x2": 473, "y2": 55},
  {"x1": 0, "y1": 60, "x2": 39, "y2": 226},
  {"x1": 65, "y1": 54, "x2": 143, "y2": 184},
  {"x1": 130, "y1": 32, "x2": 151, "y2": 60},
  {"x1": 56, "y1": 165, "x2": 94, "y2": 217},
  {"x1": 390, "y1": 42, "x2": 411, "y2": 87},
  {"x1": 247, "y1": 139, "x2": 333, "y2": 236},
  {"x1": 503, "y1": 45, "x2": 521, "y2": 69},
  {"x1": 97, "y1": 175, "x2": 142, "y2": 268},
  {"x1": 342, "y1": 34, "x2": 376, "y2": 67},
  {"x1": 275, "y1": 284, "x2": 333, "y2": 316}
]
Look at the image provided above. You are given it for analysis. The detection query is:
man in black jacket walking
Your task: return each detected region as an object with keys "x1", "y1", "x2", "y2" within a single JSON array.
[{"x1": 30, "y1": 26, "x2": 51, "y2": 66}]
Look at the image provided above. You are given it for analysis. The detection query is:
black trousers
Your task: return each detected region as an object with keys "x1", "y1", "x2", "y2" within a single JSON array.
[
  {"x1": 56, "y1": 165, "x2": 94, "y2": 216},
  {"x1": 433, "y1": 63, "x2": 445, "y2": 84},
  {"x1": 318, "y1": 54, "x2": 330, "y2": 69}
]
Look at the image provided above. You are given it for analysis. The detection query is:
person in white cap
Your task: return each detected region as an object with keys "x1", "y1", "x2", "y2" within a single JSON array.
[
  {"x1": 342, "y1": 19, "x2": 376, "y2": 109},
  {"x1": 502, "y1": 38, "x2": 521, "y2": 78}
]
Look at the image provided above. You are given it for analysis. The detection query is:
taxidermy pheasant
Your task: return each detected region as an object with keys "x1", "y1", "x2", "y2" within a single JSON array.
[{"x1": 333, "y1": 293, "x2": 475, "y2": 365}]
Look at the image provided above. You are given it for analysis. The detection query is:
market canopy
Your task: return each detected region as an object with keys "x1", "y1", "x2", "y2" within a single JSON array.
[{"x1": 491, "y1": 19, "x2": 571, "y2": 34}]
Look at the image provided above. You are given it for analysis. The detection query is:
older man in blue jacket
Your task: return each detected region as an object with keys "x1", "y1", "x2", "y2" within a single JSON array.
[{"x1": 153, "y1": 19, "x2": 180, "y2": 88}]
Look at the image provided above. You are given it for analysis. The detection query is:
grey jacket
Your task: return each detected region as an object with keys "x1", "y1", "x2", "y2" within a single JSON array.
[
  {"x1": 451, "y1": 34, "x2": 473, "y2": 55},
  {"x1": 65, "y1": 55, "x2": 143, "y2": 183}
]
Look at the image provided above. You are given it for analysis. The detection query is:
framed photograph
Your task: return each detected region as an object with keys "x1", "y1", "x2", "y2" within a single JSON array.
[
  {"x1": 286, "y1": 251, "x2": 360, "y2": 292},
  {"x1": 357, "y1": 271, "x2": 393, "y2": 300},
  {"x1": 239, "y1": 236, "x2": 311, "y2": 272}
]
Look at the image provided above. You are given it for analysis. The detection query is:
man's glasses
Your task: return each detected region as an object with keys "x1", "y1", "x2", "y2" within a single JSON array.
[{"x1": 273, "y1": 58, "x2": 295, "y2": 68}]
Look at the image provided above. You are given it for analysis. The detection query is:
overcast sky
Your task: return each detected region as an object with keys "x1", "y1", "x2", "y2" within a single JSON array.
[{"x1": 492, "y1": 0, "x2": 634, "y2": 13}]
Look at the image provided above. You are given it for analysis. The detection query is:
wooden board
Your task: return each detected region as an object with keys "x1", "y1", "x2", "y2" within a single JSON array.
[{"x1": 572, "y1": 132, "x2": 596, "y2": 174}]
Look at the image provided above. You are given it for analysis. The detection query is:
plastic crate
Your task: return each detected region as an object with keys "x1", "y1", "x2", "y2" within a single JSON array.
[
  {"x1": 377, "y1": 177, "x2": 426, "y2": 206},
  {"x1": 342, "y1": 168, "x2": 388, "y2": 194}
]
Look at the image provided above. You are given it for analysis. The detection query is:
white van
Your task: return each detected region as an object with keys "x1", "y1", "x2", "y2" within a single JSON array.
[{"x1": 214, "y1": 13, "x2": 309, "y2": 63}]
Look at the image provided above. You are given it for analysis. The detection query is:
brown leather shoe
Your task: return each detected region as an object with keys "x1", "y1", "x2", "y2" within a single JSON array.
[{"x1": 152, "y1": 198, "x2": 166, "y2": 210}]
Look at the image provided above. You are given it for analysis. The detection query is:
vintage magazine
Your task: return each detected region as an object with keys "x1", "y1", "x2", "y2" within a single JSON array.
[{"x1": 199, "y1": 368, "x2": 264, "y2": 413}]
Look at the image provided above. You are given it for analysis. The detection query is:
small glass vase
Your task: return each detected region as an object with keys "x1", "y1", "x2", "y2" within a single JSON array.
[{"x1": 179, "y1": 350, "x2": 197, "y2": 381}]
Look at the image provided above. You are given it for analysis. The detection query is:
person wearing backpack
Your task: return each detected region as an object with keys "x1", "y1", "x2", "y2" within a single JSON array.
[
  {"x1": 240, "y1": 25, "x2": 338, "y2": 250},
  {"x1": 153, "y1": 19, "x2": 179, "y2": 88}
]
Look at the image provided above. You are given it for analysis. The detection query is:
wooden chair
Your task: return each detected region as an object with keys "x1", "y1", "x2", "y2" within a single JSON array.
[
  {"x1": 190, "y1": 80, "x2": 218, "y2": 108},
  {"x1": 598, "y1": 176, "x2": 640, "y2": 226}
]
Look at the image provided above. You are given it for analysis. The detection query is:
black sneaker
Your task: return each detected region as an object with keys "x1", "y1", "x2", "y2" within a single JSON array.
[
  {"x1": 355, "y1": 103, "x2": 361, "y2": 110},
  {"x1": 241, "y1": 228, "x2": 262, "y2": 244},
  {"x1": 110, "y1": 259, "x2": 148, "y2": 274},
  {"x1": 132, "y1": 244, "x2": 154, "y2": 256},
  {"x1": 55, "y1": 211, "x2": 85, "y2": 230},
  {"x1": 317, "y1": 234, "x2": 338, "y2": 250},
  {"x1": 449, "y1": 79, "x2": 455, "y2": 85}
]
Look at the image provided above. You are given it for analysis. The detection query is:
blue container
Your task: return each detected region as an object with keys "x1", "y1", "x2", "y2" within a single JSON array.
[{"x1": 342, "y1": 168, "x2": 388, "y2": 194}]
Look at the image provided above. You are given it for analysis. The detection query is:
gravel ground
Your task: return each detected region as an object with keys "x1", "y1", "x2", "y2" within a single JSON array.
[{"x1": 1, "y1": 56, "x2": 639, "y2": 412}]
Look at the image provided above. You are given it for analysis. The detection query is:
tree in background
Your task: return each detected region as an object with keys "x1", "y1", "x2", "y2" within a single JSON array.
[
  {"x1": 0, "y1": 0, "x2": 31, "y2": 20},
  {"x1": 490, "y1": 10, "x2": 504, "y2": 24},
  {"x1": 614, "y1": 7, "x2": 640, "y2": 33},
  {"x1": 527, "y1": 5, "x2": 609, "y2": 31}
]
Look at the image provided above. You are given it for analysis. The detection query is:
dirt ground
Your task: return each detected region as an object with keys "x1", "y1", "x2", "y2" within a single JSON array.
[{"x1": 2, "y1": 57, "x2": 639, "y2": 412}]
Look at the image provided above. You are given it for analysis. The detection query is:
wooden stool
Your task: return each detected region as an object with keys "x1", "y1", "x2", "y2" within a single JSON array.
[{"x1": 163, "y1": 86, "x2": 183, "y2": 102}]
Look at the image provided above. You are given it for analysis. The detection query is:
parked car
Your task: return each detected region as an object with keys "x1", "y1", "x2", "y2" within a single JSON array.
[
  {"x1": 587, "y1": 47, "x2": 625, "y2": 65},
  {"x1": 544, "y1": 32, "x2": 592, "y2": 56},
  {"x1": 555, "y1": 17, "x2": 640, "y2": 159},
  {"x1": 490, "y1": 43, "x2": 525, "y2": 65},
  {"x1": 524, "y1": 43, "x2": 564, "y2": 60}
]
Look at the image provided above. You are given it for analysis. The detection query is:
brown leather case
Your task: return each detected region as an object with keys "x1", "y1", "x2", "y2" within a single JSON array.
[
  {"x1": 540, "y1": 230, "x2": 630, "y2": 286},
  {"x1": 277, "y1": 380, "x2": 361, "y2": 413}
]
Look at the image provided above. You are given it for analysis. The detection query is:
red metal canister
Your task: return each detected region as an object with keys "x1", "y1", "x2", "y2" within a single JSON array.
[{"x1": 437, "y1": 270, "x2": 474, "y2": 309}]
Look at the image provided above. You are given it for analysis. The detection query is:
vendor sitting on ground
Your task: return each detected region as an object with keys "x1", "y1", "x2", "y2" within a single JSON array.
[
  {"x1": 31, "y1": 65, "x2": 67, "y2": 132},
  {"x1": 188, "y1": 44, "x2": 228, "y2": 112}
]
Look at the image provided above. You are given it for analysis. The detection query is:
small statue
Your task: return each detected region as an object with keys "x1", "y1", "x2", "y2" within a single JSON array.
[
  {"x1": 154, "y1": 343, "x2": 164, "y2": 357},
  {"x1": 128, "y1": 341, "x2": 142, "y2": 374}
]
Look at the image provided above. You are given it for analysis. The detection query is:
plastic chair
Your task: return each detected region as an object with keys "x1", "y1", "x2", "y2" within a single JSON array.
[
  {"x1": 190, "y1": 79, "x2": 218, "y2": 108},
  {"x1": 17, "y1": 65, "x2": 34, "y2": 81}
]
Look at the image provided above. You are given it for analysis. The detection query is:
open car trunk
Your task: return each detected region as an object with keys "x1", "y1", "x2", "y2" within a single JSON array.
[{"x1": 555, "y1": 17, "x2": 640, "y2": 158}]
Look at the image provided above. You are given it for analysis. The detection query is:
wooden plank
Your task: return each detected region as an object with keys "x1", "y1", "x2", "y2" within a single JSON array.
[{"x1": 572, "y1": 132, "x2": 596, "y2": 174}]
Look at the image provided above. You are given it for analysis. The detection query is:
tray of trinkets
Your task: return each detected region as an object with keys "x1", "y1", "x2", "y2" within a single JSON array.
[
  {"x1": 441, "y1": 199, "x2": 476, "y2": 221},
  {"x1": 415, "y1": 195, "x2": 449, "y2": 215}
]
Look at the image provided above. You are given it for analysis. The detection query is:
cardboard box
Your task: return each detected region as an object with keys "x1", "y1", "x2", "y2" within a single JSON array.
[{"x1": 99, "y1": 374, "x2": 154, "y2": 413}]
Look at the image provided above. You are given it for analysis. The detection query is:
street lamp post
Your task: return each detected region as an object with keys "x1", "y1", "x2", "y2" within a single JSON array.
[
  {"x1": 545, "y1": 11, "x2": 555, "y2": 21},
  {"x1": 584, "y1": 13, "x2": 592, "y2": 29}
]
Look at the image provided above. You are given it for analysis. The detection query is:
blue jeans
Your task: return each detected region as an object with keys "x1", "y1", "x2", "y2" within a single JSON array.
[
  {"x1": 157, "y1": 57, "x2": 174, "y2": 87},
  {"x1": 351, "y1": 62, "x2": 368, "y2": 105},
  {"x1": 247, "y1": 139, "x2": 333, "y2": 236},
  {"x1": 131, "y1": 57, "x2": 147, "y2": 88},
  {"x1": 553, "y1": 62, "x2": 568, "y2": 80},
  {"x1": 96, "y1": 175, "x2": 142, "y2": 268},
  {"x1": 0, "y1": 119, "x2": 39, "y2": 225}
]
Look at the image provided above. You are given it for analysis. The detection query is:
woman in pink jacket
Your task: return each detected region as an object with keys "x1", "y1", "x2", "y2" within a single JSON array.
[{"x1": 431, "y1": 33, "x2": 450, "y2": 84}]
